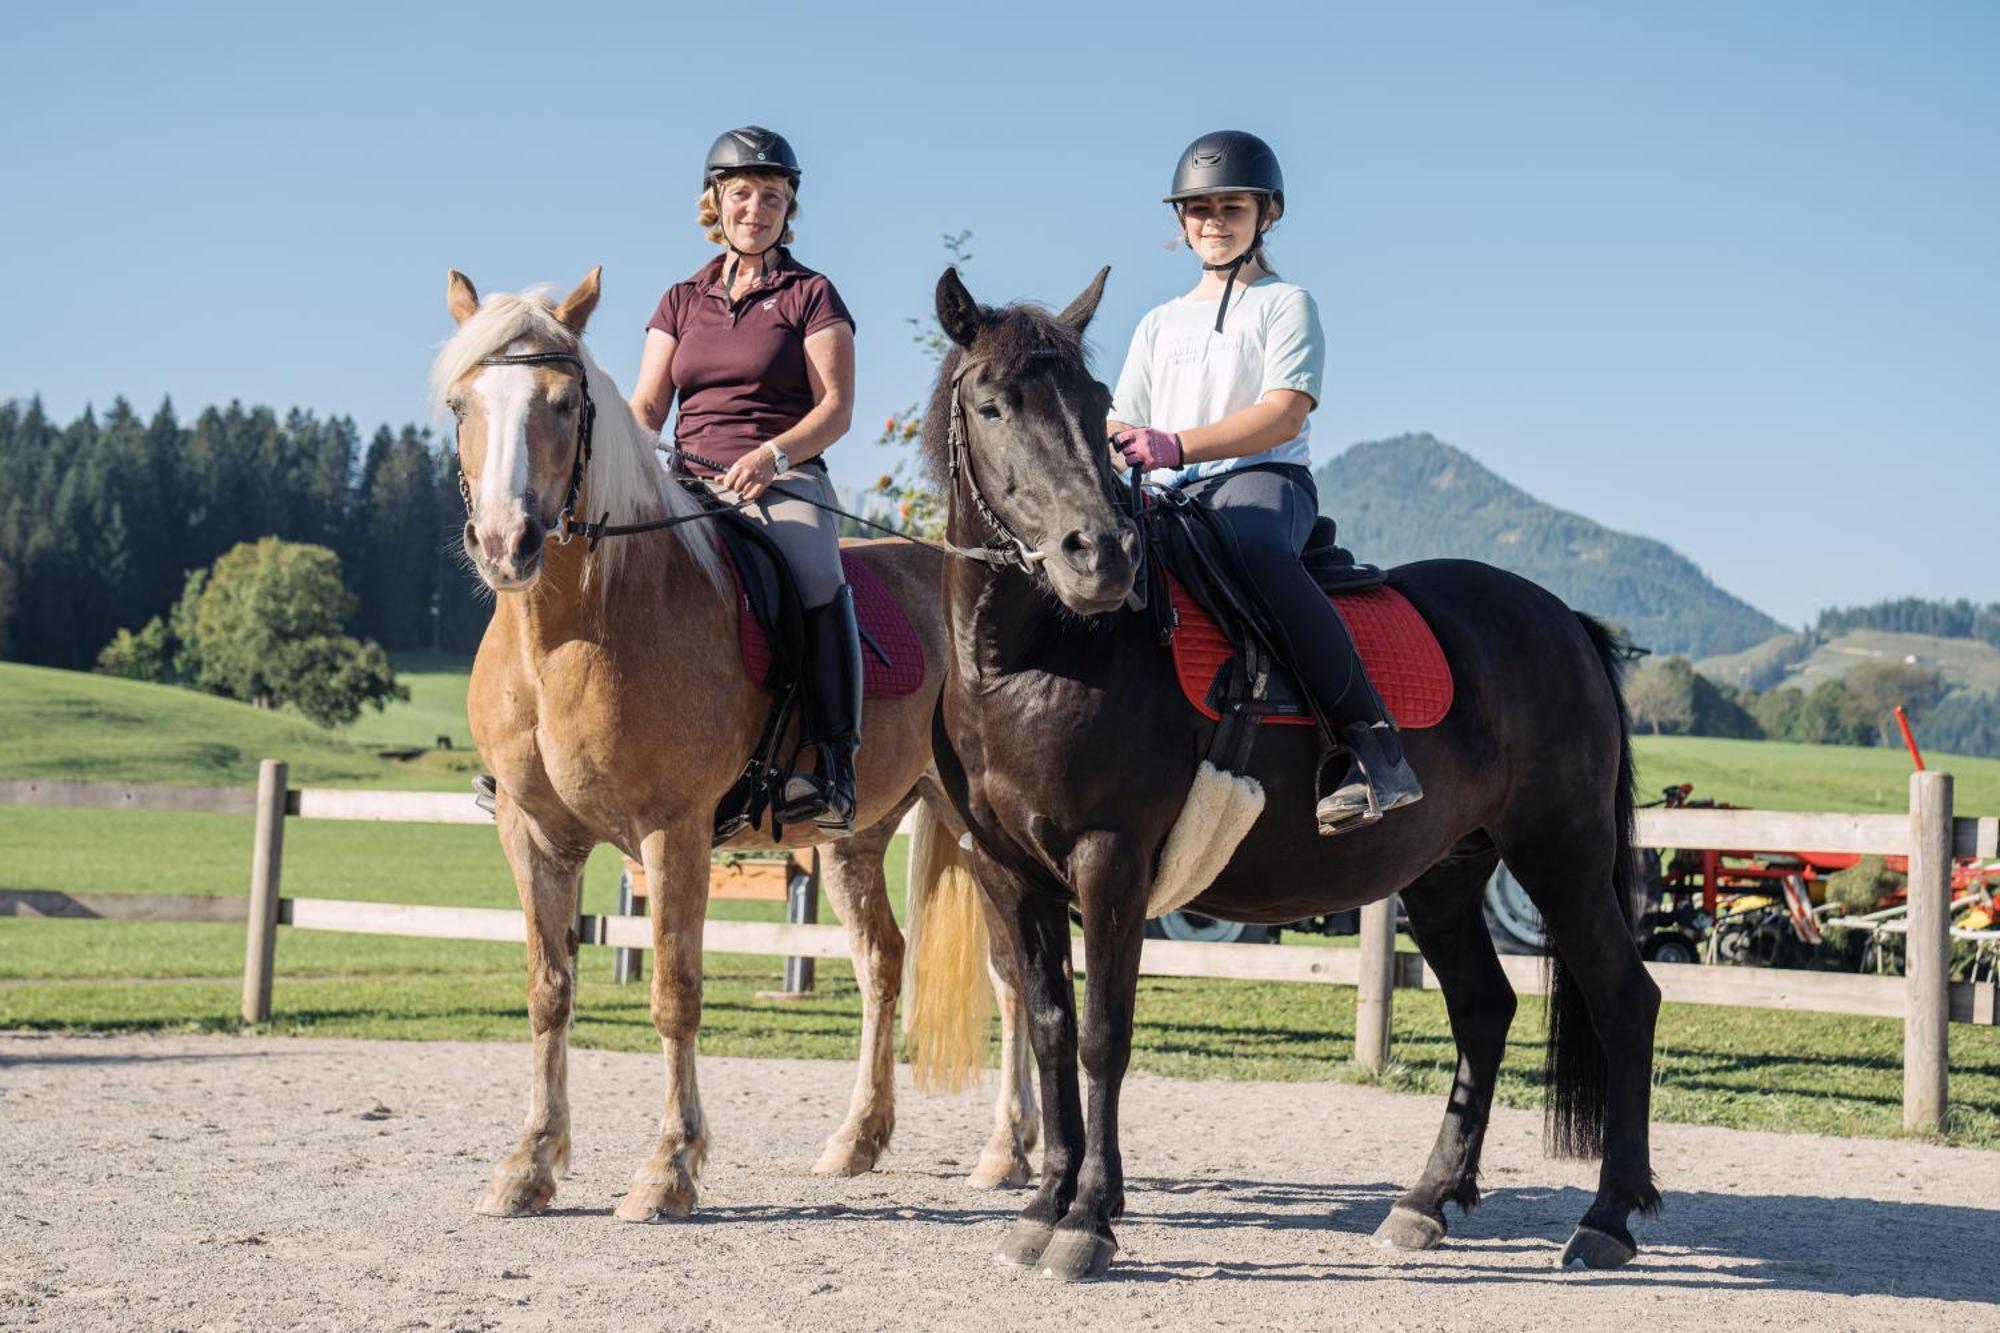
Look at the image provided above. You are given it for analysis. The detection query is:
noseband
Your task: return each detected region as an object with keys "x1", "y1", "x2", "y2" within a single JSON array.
[{"x1": 454, "y1": 349, "x2": 600, "y2": 545}]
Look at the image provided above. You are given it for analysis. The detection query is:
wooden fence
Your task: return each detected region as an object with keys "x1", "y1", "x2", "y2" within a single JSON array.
[{"x1": 3, "y1": 761, "x2": 1996, "y2": 1132}]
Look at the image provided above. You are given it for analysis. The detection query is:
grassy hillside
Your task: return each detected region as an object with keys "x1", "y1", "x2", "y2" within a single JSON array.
[
  {"x1": 1700, "y1": 630, "x2": 2000, "y2": 697},
  {"x1": 10, "y1": 661, "x2": 1999, "y2": 815},
  {"x1": 1633, "y1": 735, "x2": 2000, "y2": 814},
  {"x1": 0, "y1": 662, "x2": 478, "y2": 791},
  {"x1": 1323, "y1": 434, "x2": 1785, "y2": 658}
]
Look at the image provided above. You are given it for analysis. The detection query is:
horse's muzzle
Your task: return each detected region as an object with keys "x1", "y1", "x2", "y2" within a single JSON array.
[
  {"x1": 1047, "y1": 523, "x2": 1140, "y2": 615},
  {"x1": 466, "y1": 513, "x2": 546, "y2": 589}
]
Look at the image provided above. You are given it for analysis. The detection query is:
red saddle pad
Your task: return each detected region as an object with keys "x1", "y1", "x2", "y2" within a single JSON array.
[
  {"x1": 1168, "y1": 577, "x2": 1453, "y2": 730},
  {"x1": 737, "y1": 552, "x2": 925, "y2": 699}
]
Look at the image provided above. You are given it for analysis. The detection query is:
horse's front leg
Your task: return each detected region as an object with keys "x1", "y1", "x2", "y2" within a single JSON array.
[
  {"x1": 476, "y1": 804, "x2": 586, "y2": 1217},
  {"x1": 1038, "y1": 831, "x2": 1145, "y2": 1282},
  {"x1": 812, "y1": 808, "x2": 906, "y2": 1177},
  {"x1": 615, "y1": 818, "x2": 713, "y2": 1222},
  {"x1": 988, "y1": 874, "x2": 1085, "y2": 1270}
]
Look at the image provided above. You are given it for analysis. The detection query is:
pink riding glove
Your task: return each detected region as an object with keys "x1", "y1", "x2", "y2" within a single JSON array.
[{"x1": 1113, "y1": 427, "x2": 1184, "y2": 472}]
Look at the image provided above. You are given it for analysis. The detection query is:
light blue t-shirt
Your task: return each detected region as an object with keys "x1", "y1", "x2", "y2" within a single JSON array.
[{"x1": 1109, "y1": 277, "x2": 1325, "y2": 486}]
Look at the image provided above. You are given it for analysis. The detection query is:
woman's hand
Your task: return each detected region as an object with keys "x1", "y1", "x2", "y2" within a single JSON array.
[
  {"x1": 722, "y1": 444, "x2": 781, "y2": 502},
  {"x1": 1112, "y1": 426, "x2": 1183, "y2": 472}
]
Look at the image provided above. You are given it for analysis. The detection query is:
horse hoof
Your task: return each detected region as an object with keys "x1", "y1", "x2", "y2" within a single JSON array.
[
  {"x1": 475, "y1": 1168, "x2": 553, "y2": 1217},
  {"x1": 812, "y1": 1140, "x2": 882, "y2": 1178},
  {"x1": 1559, "y1": 1224, "x2": 1637, "y2": 1269},
  {"x1": 993, "y1": 1220, "x2": 1055, "y2": 1269},
  {"x1": 1039, "y1": 1228, "x2": 1118, "y2": 1283},
  {"x1": 966, "y1": 1149, "x2": 1033, "y2": 1190},
  {"x1": 1372, "y1": 1205, "x2": 1446, "y2": 1251},
  {"x1": 614, "y1": 1178, "x2": 697, "y2": 1223}
]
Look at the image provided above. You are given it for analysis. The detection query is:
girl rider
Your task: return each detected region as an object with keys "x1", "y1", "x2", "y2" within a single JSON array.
[
  {"x1": 1108, "y1": 130, "x2": 1422, "y2": 835},
  {"x1": 629, "y1": 127, "x2": 863, "y2": 831}
]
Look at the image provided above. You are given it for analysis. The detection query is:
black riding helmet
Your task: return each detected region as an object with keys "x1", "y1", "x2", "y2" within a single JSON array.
[
  {"x1": 1165, "y1": 130, "x2": 1284, "y2": 332},
  {"x1": 704, "y1": 126, "x2": 801, "y2": 284},
  {"x1": 703, "y1": 125, "x2": 802, "y2": 187}
]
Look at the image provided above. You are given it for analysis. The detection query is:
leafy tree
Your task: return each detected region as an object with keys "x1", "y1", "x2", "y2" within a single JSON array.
[
  {"x1": 1750, "y1": 685, "x2": 1806, "y2": 740},
  {"x1": 176, "y1": 537, "x2": 406, "y2": 726},
  {"x1": 1627, "y1": 657, "x2": 1694, "y2": 736},
  {"x1": 1917, "y1": 690, "x2": 2000, "y2": 759},
  {"x1": 867, "y1": 231, "x2": 973, "y2": 540},
  {"x1": 96, "y1": 617, "x2": 174, "y2": 682},
  {"x1": 1840, "y1": 661, "x2": 1948, "y2": 746}
]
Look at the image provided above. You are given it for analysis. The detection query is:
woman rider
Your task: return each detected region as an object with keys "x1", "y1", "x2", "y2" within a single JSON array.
[
  {"x1": 628, "y1": 126, "x2": 863, "y2": 831},
  {"x1": 1107, "y1": 129, "x2": 1422, "y2": 835}
]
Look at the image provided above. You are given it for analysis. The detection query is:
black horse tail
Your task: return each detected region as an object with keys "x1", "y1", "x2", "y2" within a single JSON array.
[{"x1": 1544, "y1": 613, "x2": 1641, "y2": 1160}]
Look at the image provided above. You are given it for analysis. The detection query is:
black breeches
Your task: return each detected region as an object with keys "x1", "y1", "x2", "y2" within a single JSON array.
[{"x1": 1181, "y1": 464, "x2": 1374, "y2": 728}]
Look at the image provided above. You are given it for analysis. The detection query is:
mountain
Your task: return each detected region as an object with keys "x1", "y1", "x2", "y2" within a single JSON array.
[{"x1": 1317, "y1": 434, "x2": 1786, "y2": 658}]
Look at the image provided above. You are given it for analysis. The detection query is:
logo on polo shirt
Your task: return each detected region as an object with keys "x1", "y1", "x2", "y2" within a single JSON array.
[{"x1": 761, "y1": 298, "x2": 777, "y2": 310}]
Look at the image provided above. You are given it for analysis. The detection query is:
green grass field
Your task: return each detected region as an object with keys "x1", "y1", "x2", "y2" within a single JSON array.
[{"x1": 4, "y1": 662, "x2": 1998, "y2": 1148}]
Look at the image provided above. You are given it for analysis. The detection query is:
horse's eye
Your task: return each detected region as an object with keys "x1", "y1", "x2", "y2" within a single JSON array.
[
  {"x1": 977, "y1": 403, "x2": 1003, "y2": 421},
  {"x1": 552, "y1": 394, "x2": 576, "y2": 414},
  {"x1": 447, "y1": 398, "x2": 465, "y2": 418}
]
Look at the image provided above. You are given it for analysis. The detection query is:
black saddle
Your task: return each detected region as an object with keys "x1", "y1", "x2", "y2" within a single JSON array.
[
  {"x1": 1138, "y1": 489, "x2": 1385, "y2": 773},
  {"x1": 678, "y1": 481, "x2": 809, "y2": 844}
]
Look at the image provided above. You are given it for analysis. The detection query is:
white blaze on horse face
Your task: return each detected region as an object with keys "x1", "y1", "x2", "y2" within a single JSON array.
[
  {"x1": 473, "y1": 362, "x2": 537, "y2": 518},
  {"x1": 467, "y1": 361, "x2": 544, "y2": 576}
]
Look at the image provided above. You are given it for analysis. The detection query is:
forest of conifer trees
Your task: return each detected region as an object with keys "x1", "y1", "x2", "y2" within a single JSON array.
[{"x1": 0, "y1": 396, "x2": 487, "y2": 668}]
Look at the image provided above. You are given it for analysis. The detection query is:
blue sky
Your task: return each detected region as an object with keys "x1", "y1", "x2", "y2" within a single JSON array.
[{"x1": 4, "y1": 0, "x2": 1994, "y2": 628}]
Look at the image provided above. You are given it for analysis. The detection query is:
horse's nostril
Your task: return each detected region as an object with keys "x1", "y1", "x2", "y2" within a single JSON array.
[
  {"x1": 512, "y1": 523, "x2": 540, "y2": 562},
  {"x1": 462, "y1": 521, "x2": 477, "y2": 548}
]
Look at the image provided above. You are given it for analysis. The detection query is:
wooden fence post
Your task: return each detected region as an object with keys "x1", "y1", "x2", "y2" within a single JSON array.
[
  {"x1": 240, "y1": 759, "x2": 288, "y2": 1024},
  {"x1": 1355, "y1": 895, "x2": 1397, "y2": 1072},
  {"x1": 1904, "y1": 770, "x2": 1953, "y2": 1132}
]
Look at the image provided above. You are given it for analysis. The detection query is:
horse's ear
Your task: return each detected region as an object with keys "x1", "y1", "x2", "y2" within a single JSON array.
[
  {"x1": 936, "y1": 267, "x2": 983, "y2": 348},
  {"x1": 556, "y1": 266, "x2": 603, "y2": 335},
  {"x1": 1057, "y1": 266, "x2": 1110, "y2": 333},
  {"x1": 447, "y1": 270, "x2": 480, "y2": 325}
]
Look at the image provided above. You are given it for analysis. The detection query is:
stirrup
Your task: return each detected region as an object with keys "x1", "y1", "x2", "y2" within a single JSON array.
[{"x1": 472, "y1": 772, "x2": 498, "y2": 819}]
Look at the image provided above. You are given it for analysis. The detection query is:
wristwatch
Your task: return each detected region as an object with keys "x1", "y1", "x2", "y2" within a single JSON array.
[{"x1": 764, "y1": 442, "x2": 791, "y2": 474}]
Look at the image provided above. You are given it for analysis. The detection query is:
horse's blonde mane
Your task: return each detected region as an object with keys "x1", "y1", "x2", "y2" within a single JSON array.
[{"x1": 430, "y1": 286, "x2": 727, "y2": 595}]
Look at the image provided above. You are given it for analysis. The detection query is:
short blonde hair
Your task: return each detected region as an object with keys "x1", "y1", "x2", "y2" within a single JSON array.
[{"x1": 699, "y1": 171, "x2": 798, "y2": 248}]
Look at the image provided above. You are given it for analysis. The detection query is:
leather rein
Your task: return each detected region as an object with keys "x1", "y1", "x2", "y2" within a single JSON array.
[{"x1": 452, "y1": 346, "x2": 1116, "y2": 573}]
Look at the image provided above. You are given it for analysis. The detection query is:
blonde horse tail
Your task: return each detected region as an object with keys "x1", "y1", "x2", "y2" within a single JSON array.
[{"x1": 902, "y1": 799, "x2": 994, "y2": 1093}]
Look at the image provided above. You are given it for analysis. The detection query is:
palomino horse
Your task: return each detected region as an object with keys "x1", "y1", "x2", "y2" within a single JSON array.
[
  {"x1": 910, "y1": 268, "x2": 1661, "y2": 1281},
  {"x1": 433, "y1": 268, "x2": 1036, "y2": 1220}
]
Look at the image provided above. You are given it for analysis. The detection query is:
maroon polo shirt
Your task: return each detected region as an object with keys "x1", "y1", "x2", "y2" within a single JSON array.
[{"x1": 647, "y1": 249, "x2": 855, "y2": 476}]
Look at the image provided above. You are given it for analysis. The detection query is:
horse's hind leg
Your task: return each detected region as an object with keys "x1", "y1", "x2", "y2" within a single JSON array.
[
  {"x1": 1501, "y1": 818, "x2": 1662, "y2": 1268},
  {"x1": 1372, "y1": 850, "x2": 1514, "y2": 1251},
  {"x1": 616, "y1": 818, "x2": 714, "y2": 1222},
  {"x1": 968, "y1": 888, "x2": 1037, "y2": 1189},
  {"x1": 476, "y1": 805, "x2": 586, "y2": 1217},
  {"x1": 812, "y1": 800, "x2": 910, "y2": 1177}
]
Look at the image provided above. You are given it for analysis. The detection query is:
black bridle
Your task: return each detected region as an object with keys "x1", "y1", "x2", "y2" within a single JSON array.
[
  {"x1": 944, "y1": 350, "x2": 1149, "y2": 580},
  {"x1": 454, "y1": 350, "x2": 600, "y2": 545}
]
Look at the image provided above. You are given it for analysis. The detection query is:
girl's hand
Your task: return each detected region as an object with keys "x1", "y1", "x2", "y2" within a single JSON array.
[
  {"x1": 1113, "y1": 427, "x2": 1183, "y2": 472},
  {"x1": 723, "y1": 445, "x2": 781, "y2": 502}
]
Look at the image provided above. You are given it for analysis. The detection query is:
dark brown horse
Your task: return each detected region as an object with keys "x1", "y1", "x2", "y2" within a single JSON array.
[{"x1": 911, "y1": 267, "x2": 1662, "y2": 1281}]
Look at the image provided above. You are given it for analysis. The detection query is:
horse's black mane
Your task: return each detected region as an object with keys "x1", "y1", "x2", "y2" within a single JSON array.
[{"x1": 918, "y1": 302, "x2": 1089, "y2": 486}]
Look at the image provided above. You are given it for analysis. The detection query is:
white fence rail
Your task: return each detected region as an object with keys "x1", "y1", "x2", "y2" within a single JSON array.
[{"x1": 4, "y1": 762, "x2": 1995, "y2": 1131}]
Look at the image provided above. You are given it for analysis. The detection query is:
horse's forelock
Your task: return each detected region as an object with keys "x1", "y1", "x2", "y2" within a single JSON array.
[{"x1": 428, "y1": 288, "x2": 573, "y2": 419}]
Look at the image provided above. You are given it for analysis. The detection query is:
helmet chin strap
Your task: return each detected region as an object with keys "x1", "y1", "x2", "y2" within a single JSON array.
[{"x1": 1190, "y1": 196, "x2": 1269, "y2": 334}]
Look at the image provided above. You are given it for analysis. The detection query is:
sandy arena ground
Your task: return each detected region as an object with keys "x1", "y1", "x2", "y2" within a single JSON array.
[{"x1": 2, "y1": 1032, "x2": 1995, "y2": 1331}]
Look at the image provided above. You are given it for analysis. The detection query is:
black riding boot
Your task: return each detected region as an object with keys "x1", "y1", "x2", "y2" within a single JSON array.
[
  {"x1": 777, "y1": 584, "x2": 861, "y2": 832},
  {"x1": 1314, "y1": 680, "x2": 1424, "y2": 837}
]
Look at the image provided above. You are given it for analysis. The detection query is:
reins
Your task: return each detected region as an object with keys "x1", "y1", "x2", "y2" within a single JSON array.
[
  {"x1": 455, "y1": 344, "x2": 1125, "y2": 577},
  {"x1": 453, "y1": 345, "x2": 1036, "y2": 568}
]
